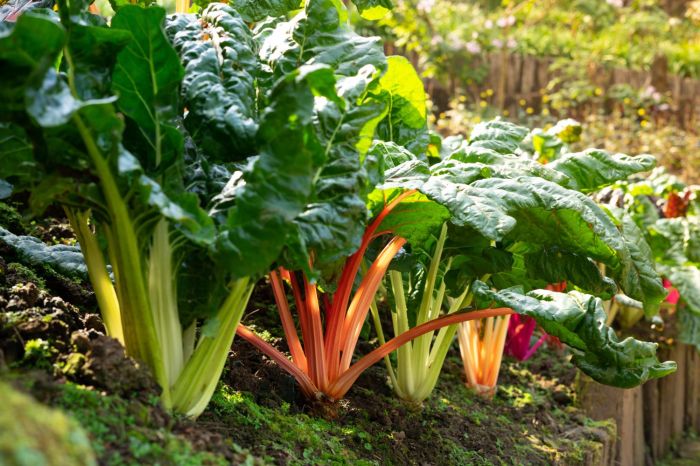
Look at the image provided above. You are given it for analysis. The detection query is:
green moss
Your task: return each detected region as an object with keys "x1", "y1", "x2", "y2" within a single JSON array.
[
  {"x1": 20, "y1": 338, "x2": 53, "y2": 370},
  {"x1": 0, "y1": 202, "x2": 26, "y2": 235},
  {"x1": 0, "y1": 381, "x2": 96, "y2": 466},
  {"x1": 5, "y1": 263, "x2": 45, "y2": 289},
  {"x1": 210, "y1": 384, "x2": 380, "y2": 465},
  {"x1": 53, "y1": 383, "x2": 239, "y2": 466}
]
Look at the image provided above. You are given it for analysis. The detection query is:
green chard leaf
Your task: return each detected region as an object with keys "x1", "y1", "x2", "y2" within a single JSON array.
[
  {"x1": 523, "y1": 247, "x2": 617, "y2": 299},
  {"x1": 548, "y1": 149, "x2": 656, "y2": 193},
  {"x1": 467, "y1": 120, "x2": 529, "y2": 155},
  {"x1": 373, "y1": 55, "x2": 429, "y2": 155},
  {"x1": 229, "y1": 0, "x2": 302, "y2": 21},
  {"x1": 0, "y1": 227, "x2": 89, "y2": 278},
  {"x1": 166, "y1": 4, "x2": 259, "y2": 161},
  {"x1": 259, "y1": 0, "x2": 386, "y2": 81},
  {"x1": 472, "y1": 282, "x2": 677, "y2": 388},
  {"x1": 112, "y1": 5, "x2": 184, "y2": 172},
  {"x1": 351, "y1": 0, "x2": 392, "y2": 20},
  {"x1": 213, "y1": 65, "x2": 332, "y2": 277}
]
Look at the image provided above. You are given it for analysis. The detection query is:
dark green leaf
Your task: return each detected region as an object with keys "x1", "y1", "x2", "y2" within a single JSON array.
[
  {"x1": 472, "y1": 282, "x2": 677, "y2": 388},
  {"x1": 112, "y1": 5, "x2": 184, "y2": 171},
  {"x1": 230, "y1": 0, "x2": 302, "y2": 21},
  {"x1": 524, "y1": 247, "x2": 616, "y2": 298},
  {"x1": 166, "y1": 5, "x2": 259, "y2": 161},
  {"x1": 0, "y1": 227, "x2": 88, "y2": 278}
]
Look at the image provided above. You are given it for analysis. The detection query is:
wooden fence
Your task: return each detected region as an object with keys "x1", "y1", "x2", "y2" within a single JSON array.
[
  {"x1": 387, "y1": 44, "x2": 700, "y2": 129},
  {"x1": 579, "y1": 343, "x2": 700, "y2": 465}
]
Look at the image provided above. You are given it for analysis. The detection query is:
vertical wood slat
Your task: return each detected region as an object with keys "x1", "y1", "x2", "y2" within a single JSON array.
[
  {"x1": 686, "y1": 346, "x2": 700, "y2": 432},
  {"x1": 643, "y1": 377, "x2": 661, "y2": 460}
]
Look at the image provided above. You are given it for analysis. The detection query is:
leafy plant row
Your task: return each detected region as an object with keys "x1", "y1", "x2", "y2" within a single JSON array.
[{"x1": 0, "y1": 0, "x2": 676, "y2": 417}]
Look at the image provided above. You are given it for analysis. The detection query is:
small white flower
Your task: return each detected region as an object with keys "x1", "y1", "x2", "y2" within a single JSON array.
[
  {"x1": 466, "y1": 41, "x2": 481, "y2": 54},
  {"x1": 606, "y1": 0, "x2": 623, "y2": 7},
  {"x1": 485, "y1": 19, "x2": 494, "y2": 29},
  {"x1": 497, "y1": 15, "x2": 516, "y2": 27},
  {"x1": 492, "y1": 38, "x2": 503, "y2": 48},
  {"x1": 417, "y1": 0, "x2": 435, "y2": 13},
  {"x1": 507, "y1": 38, "x2": 517, "y2": 49}
]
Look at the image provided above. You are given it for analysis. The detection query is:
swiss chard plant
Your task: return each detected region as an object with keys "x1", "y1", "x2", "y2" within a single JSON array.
[
  {"x1": 0, "y1": 0, "x2": 380, "y2": 416},
  {"x1": 367, "y1": 118, "x2": 675, "y2": 402}
]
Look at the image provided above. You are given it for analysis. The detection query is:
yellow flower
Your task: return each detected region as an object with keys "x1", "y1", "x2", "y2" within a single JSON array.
[
  {"x1": 640, "y1": 119, "x2": 649, "y2": 127},
  {"x1": 458, "y1": 95, "x2": 467, "y2": 102},
  {"x1": 439, "y1": 112, "x2": 446, "y2": 119},
  {"x1": 637, "y1": 108, "x2": 646, "y2": 116},
  {"x1": 479, "y1": 101, "x2": 487, "y2": 108},
  {"x1": 623, "y1": 98, "x2": 631, "y2": 104},
  {"x1": 526, "y1": 107, "x2": 534, "y2": 114},
  {"x1": 480, "y1": 91, "x2": 487, "y2": 98},
  {"x1": 542, "y1": 108, "x2": 550, "y2": 116},
  {"x1": 594, "y1": 87, "x2": 603, "y2": 96},
  {"x1": 542, "y1": 95, "x2": 550, "y2": 103},
  {"x1": 518, "y1": 99, "x2": 526, "y2": 106},
  {"x1": 503, "y1": 110, "x2": 510, "y2": 117},
  {"x1": 486, "y1": 89, "x2": 494, "y2": 96}
]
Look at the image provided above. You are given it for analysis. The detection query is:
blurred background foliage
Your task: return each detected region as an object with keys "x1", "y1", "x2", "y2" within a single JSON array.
[{"x1": 350, "y1": 0, "x2": 700, "y2": 183}]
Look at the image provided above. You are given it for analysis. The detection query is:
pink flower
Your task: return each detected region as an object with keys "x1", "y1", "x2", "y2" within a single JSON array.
[
  {"x1": 504, "y1": 315, "x2": 547, "y2": 361},
  {"x1": 465, "y1": 41, "x2": 481, "y2": 54},
  {"x1": 664, "y1": 279, "x2": 680, "y2": 305}
]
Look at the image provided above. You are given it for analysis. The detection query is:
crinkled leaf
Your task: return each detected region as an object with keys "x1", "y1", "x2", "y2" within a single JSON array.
[
  {"x1": 614, "y1": 213, "x2": 667, "y2": 315},
  {"x1": 229, "y1": 0, "x2": 302, "y2": 21},
  {"x1": 0, "y1": 227, "x2": 88, "y2": 278},
  {"x1": 0, "y1": 10, "x2": 64, "y2": 117},
  {"x1": 284, "y1": 66, "x2": 387, "y2": 272},
  {"x1": 213, "y1": 66, "x2": 332, "y2": 277},
  {"x1": 166, "y1": 4, "x2": 259, "y2": 161},
  {"x1": 472, "y1": 281, "x2": 677, "y2": 388},
  {"x1": 548, "y1": 149, "x2": 656, "y2": 193},
  {"x1": 468, "y1": 120, "x2": 528, "y2": 155},
  {"x1": 259, "y1": 0, "x2": 386, "y2": 81},
  {"x1": 374, "y1": 192, "x2": 450, "y2": 247},
  {"x1": 524, "y1": 247, "x2": 616, "y2": 299},
  {"x1": 447, "y1": 145, "x2": 568, "y2": 185}
]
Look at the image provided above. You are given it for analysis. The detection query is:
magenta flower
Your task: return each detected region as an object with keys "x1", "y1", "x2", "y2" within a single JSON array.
[
  {"x1": 504, "y1": 314, "x2": 547, "y2": 361},
  {"x1": 664, "y1": 279, "x2": 680, "y2": 305}
]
